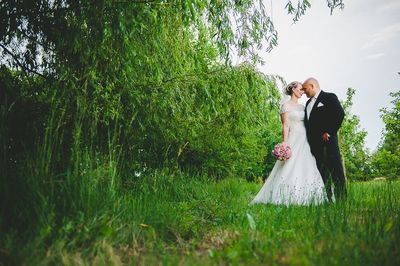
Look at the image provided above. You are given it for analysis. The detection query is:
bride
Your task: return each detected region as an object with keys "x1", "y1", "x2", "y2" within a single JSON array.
[{"x1": 251, "y1": 81, "x2": 328, "y2": 206}]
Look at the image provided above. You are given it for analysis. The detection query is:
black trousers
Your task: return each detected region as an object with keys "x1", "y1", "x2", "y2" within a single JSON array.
[{"x1": 310, "y1": 135, "x2": 347, "y2": 200}]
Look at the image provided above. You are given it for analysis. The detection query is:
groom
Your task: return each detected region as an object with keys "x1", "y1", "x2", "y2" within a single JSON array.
[{"x1": 302, "y1": 78, "x2": 346, "y2": 200}]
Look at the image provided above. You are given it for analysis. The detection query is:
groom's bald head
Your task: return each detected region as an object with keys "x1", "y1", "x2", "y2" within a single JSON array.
[
  {"x1": 303, "y1": 77, "x2": 320, "y2": 88},
  {"x1": 302, "y1": 77, "x2": 320, "y2": 98}
]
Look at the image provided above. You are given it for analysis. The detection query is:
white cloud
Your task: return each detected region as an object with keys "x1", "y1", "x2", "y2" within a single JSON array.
[
  {"x1": 361, "y1": 23, "x2": 400, "y2": 50},
  {"x1": 365, "y1": 53, "x2": 385, "y2": 60}
]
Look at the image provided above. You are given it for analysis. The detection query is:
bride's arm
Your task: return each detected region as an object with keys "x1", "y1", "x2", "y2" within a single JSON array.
[{"x1": 281, "y1": 112, "x2": 290, "y2": 143}]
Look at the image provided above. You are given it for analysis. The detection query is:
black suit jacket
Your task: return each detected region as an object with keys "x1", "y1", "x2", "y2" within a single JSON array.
[{"x1": 305, "y1": 90, "x2": 345, "y2": 149}]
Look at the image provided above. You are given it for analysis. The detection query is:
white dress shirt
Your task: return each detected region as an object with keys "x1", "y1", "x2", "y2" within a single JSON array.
[{"x1": 307, "y1": 89, "x2": 321, "y2": 120}]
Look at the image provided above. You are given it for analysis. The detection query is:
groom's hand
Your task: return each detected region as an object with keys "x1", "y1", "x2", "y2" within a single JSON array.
[{"x1": 322, "y1": 133, "x2": 330, "y2": 142}]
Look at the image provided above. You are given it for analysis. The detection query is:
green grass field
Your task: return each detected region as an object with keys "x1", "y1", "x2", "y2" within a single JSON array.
[{"x1": 1, "y1": 173, "x2": 399, "y2": 265}]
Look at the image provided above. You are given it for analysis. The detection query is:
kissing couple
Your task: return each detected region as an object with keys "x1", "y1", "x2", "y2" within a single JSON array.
[{"x1": 251, "y1": 77, "x2": 347, "y2": 205}]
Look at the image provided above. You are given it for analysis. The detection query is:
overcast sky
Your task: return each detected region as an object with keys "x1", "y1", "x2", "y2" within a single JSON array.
[{"x1": 257, "y1": 0, "x2": 400, "y2": 151}]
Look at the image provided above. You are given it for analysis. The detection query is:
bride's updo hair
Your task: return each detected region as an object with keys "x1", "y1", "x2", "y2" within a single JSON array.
[{"x1": 284, "y1": 81, "x2": 301, "y2": 95}]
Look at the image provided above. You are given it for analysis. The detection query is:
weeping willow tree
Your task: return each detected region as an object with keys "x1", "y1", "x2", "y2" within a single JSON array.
[{"x1": 0, "y1": 0, "x2": 345, "y2": 238}]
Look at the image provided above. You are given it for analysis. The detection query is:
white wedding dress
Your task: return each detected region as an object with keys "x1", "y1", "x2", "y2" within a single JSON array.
[{"x1": 251, "y1": 102, "x2": 328, "y2": 206}]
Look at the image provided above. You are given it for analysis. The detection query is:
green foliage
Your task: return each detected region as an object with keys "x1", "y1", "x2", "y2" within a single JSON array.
[
  {"x1": 0, "y1": 0, "x2": 289, "y2": 178},
  {"x1": 339, "y1": 88, "x2": 373, "y2": 180},
  {"x1": 381, "y1": 91, "x2": 400, "y2": 136},
  {"x1": 371, "y1": 149, "x2": 400, "y2": 179},
  {"x1": 0, "y1": 0, "x2": 344, "y2": 70},
  {"x1": 371, "y1": 91, "x2": 400, "y2": 179}
]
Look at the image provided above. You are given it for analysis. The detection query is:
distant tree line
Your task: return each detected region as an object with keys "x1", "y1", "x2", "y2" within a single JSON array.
[{"x1": 340, "y1": 88, "x2": 400, "y2": 180}]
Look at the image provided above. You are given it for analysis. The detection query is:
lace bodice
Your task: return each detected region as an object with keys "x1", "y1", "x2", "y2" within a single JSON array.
[
  {"x1": 280, "y1": 102, "x2": 304, "y2": 114},
  {"x1": 280, "y1": 102, "x2": 305, "y2": 133}
]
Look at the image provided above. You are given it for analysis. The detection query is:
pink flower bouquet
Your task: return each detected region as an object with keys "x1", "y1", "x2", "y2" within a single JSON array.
[{"x1": 271, "y1": 143, "x2": 292, "y2": 161}]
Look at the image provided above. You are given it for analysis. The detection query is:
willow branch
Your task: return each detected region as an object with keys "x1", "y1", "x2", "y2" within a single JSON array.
[{"x1": 0, "y1": 43, "x2": 46, "y2": 78}]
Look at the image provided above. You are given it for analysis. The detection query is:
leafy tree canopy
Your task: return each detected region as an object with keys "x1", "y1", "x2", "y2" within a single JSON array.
[
  {"x1": 1, "y1": 0, "x2": 344, "y2": 76},
  {"x1": 371, "y1": 90, "x2": 400, "y2": 179},
  {"x1": 339, "y1": 88, "x2": 372, "y2": 180}
]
